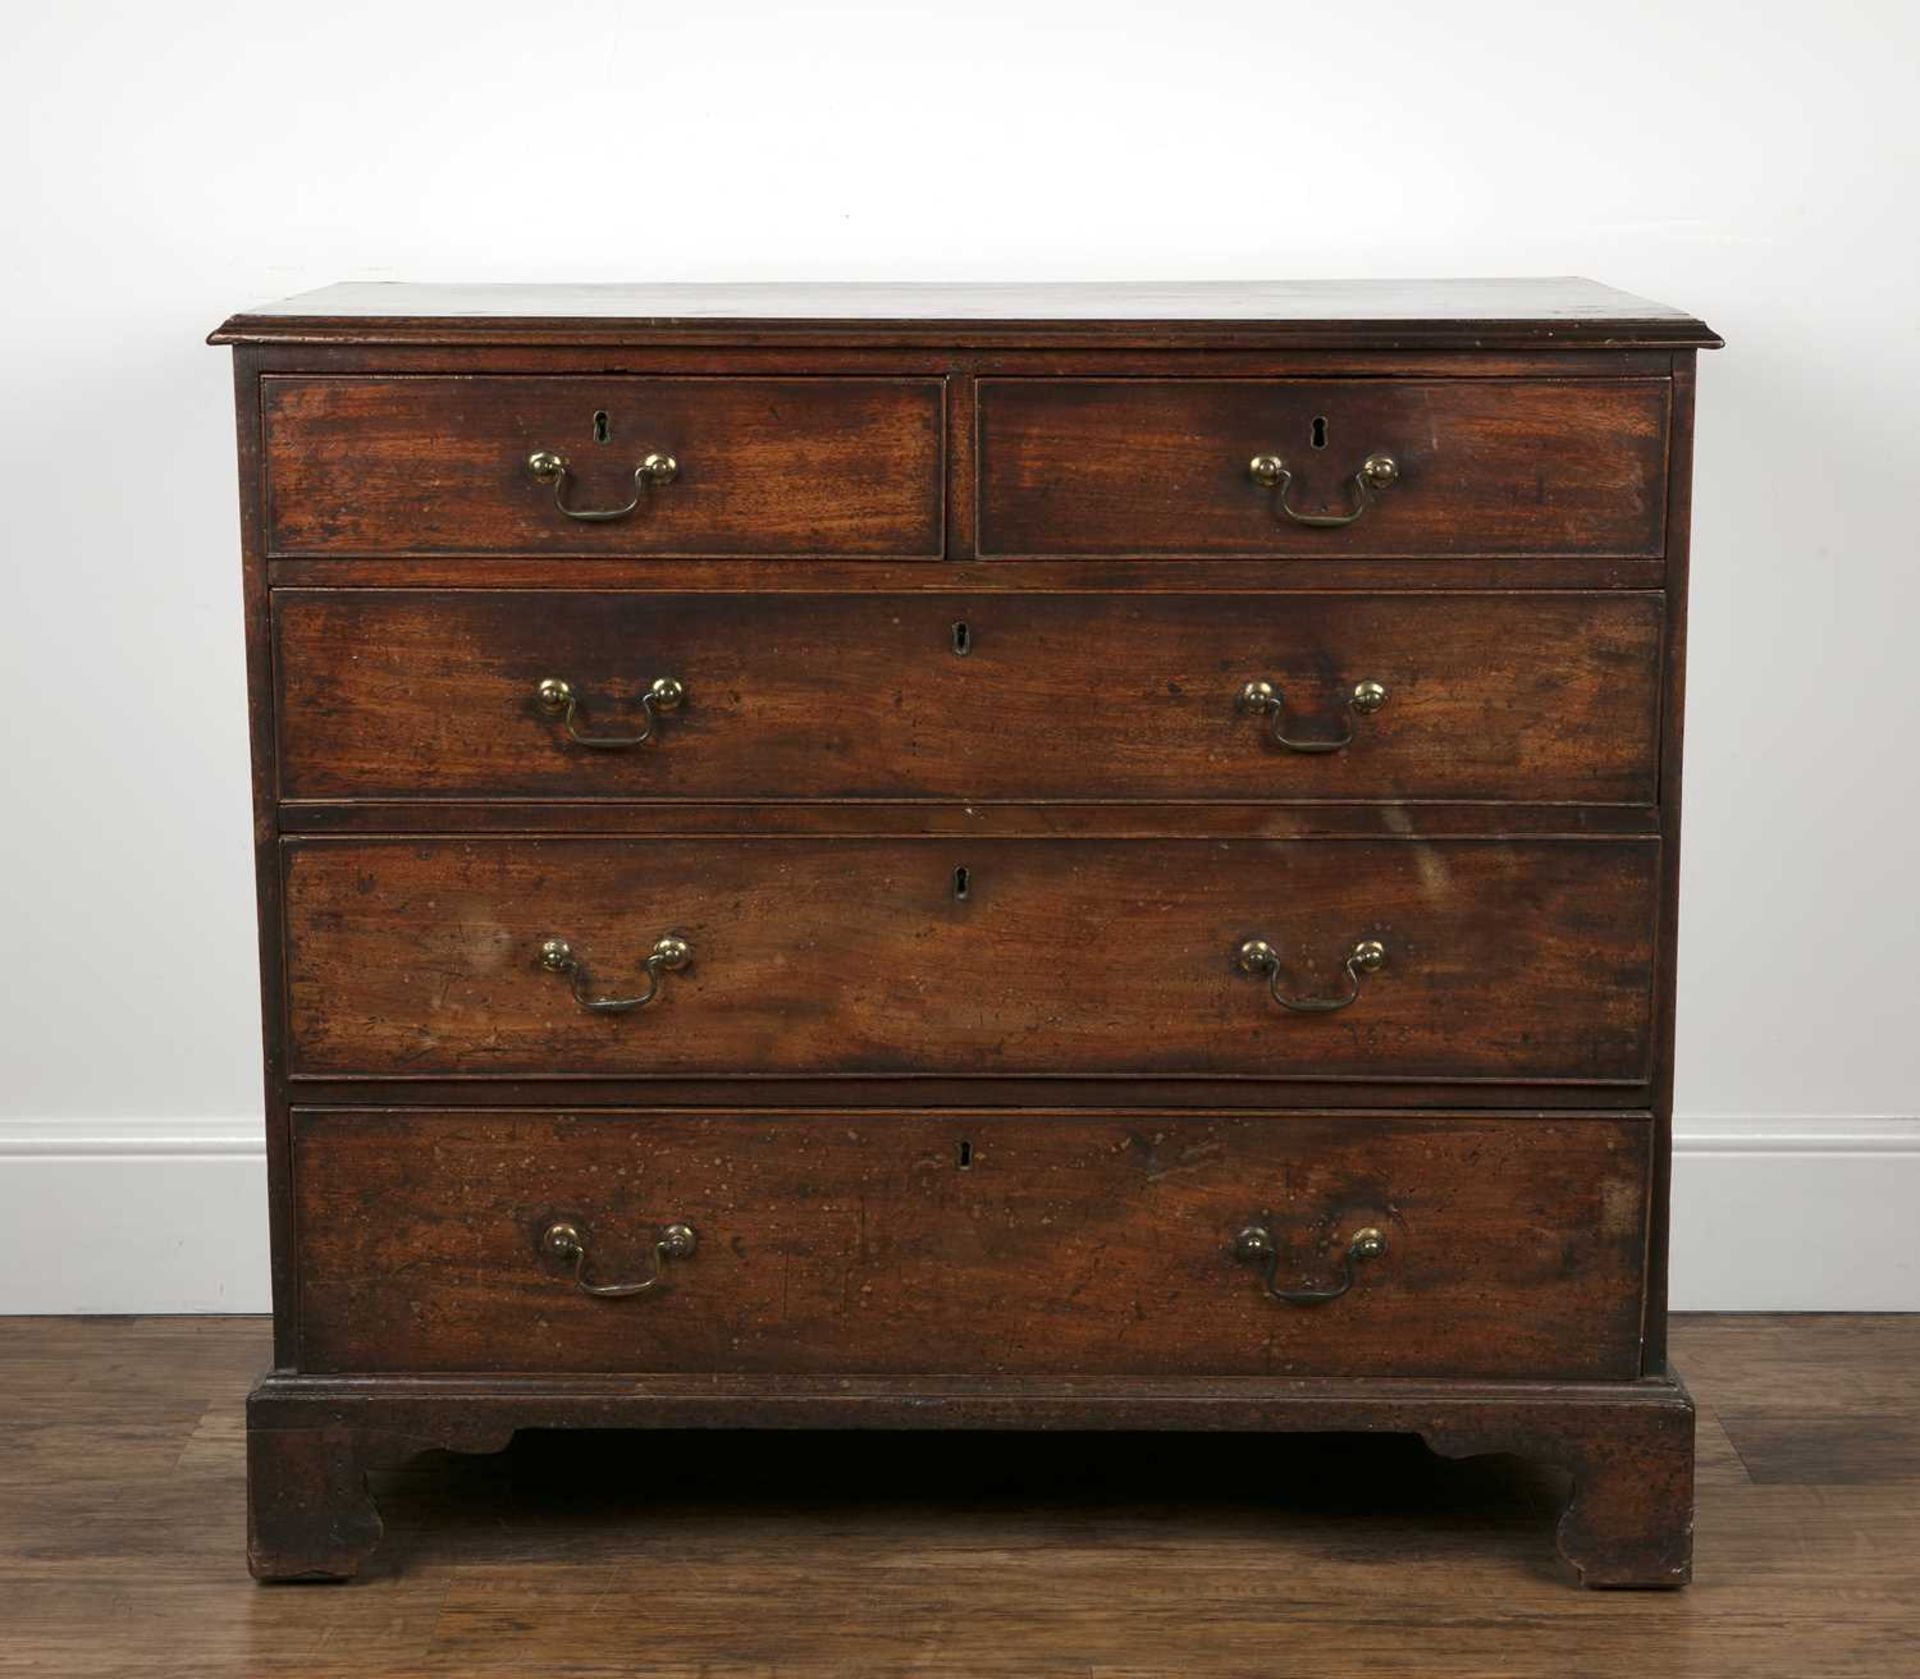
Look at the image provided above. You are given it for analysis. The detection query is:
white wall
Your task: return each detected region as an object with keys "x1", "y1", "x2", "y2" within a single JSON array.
[{"x1": 1, "y1": 0, "x2": 1915, "y2": 1313}]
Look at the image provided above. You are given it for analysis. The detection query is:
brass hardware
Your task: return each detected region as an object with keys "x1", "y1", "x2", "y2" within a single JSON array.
[
  {"x1": 536, "y1": 675, "x2": 685, "y2": 749},
  {"x1": 538, "y1": 934, "x2": 691, "y2": 1014},
  {"x1": 544, "y1": 1219, "x2": 697, "y2": 1298},
  {"x1": 1235, "y1": 936, "x2": 1387, "y2": 1014},
  {"x1": 526, "y1": 448, "x2": 679, "y2": 521},
  {"x1": 1234, "y1": 1223, "x2": 1387, "y2": 1306},
  {"x1": 1237, "y1": 678, "x2": 1389, "y2": 753},
  {"x1": 1248, "y1": 451, "x2": 1398, "y2": 527}
]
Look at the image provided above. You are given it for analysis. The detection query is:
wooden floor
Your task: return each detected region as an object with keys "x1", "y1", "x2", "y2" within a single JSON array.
[{"x1": 2, "y1": 1316, "x2": 1916, "y2": 1676}]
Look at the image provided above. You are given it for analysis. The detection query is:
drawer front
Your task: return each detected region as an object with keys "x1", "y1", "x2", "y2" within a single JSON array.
[
  {"x1": 292, "y1": 1109, "x2": 1651, "y2": 1378},
  {"x1": 275, "y1": 590, "x2": 1664, "y2": 804},
  {"x1": 282, "y1": 837, "x2": 1657, "y2": 1083},
  {"x1": 263, "y1": 376, "x2": 945, "y2": 557},
  {"x1": 977, "y1": 378, "x2": 1669, "y2": 557}
]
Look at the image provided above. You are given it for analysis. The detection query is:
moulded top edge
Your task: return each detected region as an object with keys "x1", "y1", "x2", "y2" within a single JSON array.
[{"x1": 210, "y1": 279, "x2": 1723, "y2": 350}]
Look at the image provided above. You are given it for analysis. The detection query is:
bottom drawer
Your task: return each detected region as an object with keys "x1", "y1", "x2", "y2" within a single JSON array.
[{"x1": 292, "y1": 1110, "x2": 1650, "y2": 1380}]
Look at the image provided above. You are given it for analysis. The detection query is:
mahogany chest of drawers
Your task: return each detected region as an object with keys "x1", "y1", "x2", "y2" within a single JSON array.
[{"x1": 213, "y1": 279, "x2": 1718, "y2": 1586}]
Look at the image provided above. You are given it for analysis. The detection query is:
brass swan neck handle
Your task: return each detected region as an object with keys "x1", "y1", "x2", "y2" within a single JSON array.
[
  {"x1": 1238, "y1": 678, "x2": 1387, "y2": 753},
  {"x1": 544, "y1": 1220, "x2": 697, "y2": 1298},
  {"x1": 1234, "y1": 1224, "x2": 1387, "y2": 1306},
  {"x1": 527, "y1": 448, "x2": 679, "y2": 522},
  {"x1": 1235, "y1": 937, "x2": 1386, "y2": 1015},
  {"x1": 538, "y1": 934, "x2": 691, "y2": 1014},
  {"x1": 1248, "y1": 451, "x2": 1398, "y2": 527},
  {"x1": 536, "y1": 676, "x2": 685, "y2": 749}
]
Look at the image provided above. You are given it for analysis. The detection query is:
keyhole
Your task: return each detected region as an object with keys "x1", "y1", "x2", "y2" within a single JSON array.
[
  {"x1": 951, "y1": 621, "x2": 971, "y2": 657},
  {"x1": 1311, "y1": 415, "x2": 1329, "y2": 450},
  {"x1": 957, "y1": 1139, "x2": 974, "y2": 1169},
  {"x1": 953, "y1": 866, "x2": 970, "y2": 901},
  {"x1": 593, "y1": 410, "x2": 612, "y2": 444}
]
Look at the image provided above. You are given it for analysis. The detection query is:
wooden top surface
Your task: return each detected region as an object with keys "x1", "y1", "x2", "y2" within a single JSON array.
[{"x1": 211, "y1": 278, "x2": 1720, "y2": 350}]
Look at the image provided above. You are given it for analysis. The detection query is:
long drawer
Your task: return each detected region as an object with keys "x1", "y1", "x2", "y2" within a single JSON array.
[
  {"x1": 977, "y1": 378, "x2": 1670, "y2": 557},
  {"x1": 292, "y1": 1109, "x2": 1652, "y2": 1378},
  {"x1": 274, "y1": 590, "x2": 1665, "y2": 804},
  {"x1": 262, "y1": 376, "x2": 946, "y2": 557},
  {"x1": 281, "y1": 837, "x2": 1658, "y2": 1083}
]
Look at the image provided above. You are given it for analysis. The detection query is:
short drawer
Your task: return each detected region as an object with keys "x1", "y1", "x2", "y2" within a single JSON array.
[
  {"x1": 274, "y1": 589, "x2": 1664, "y2": 804},
  {"x1": 282, "y1": 837, "x2": 1658, "y2": 1084},
  {"x1": 977, "y1": 378, "x2": 1669, "y2": 557},
  {"x1": 291, "y1": 1109, "x2": 1651, "y2": 1378},
  {"x1": 262, "y1": 376, "x2": 945, "y2": 557}
]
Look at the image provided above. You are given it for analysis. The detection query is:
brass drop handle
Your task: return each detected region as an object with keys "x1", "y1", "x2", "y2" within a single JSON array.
[
  {"x1": 536, "y1": 676, "x2": 685, "y2": 748},
  {"x1": 538, "y1": 934, "x2": 691, "y2": 1014},
  {"x1": 1238, "y1": 678, "x2": 1387, "y2": 753},
  {"x1": 544, "y1": 1219, "x2": 697, "y2": 1298},
  {"x1": 1234, "y1": 1224, "x2": 1387, "y2": 1306},
  {"x1": 527, "y1": 448, "x2": 679, "y2": 522},
  {"x1": 1235, "y1": 937, "x2": 1386, "y2": 1014},
  {"x1": 1248, "y1": 452, "x2": 1398, "y2": 527}
]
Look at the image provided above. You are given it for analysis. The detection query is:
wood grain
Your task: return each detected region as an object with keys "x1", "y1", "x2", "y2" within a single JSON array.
[
  {"x1": 1642, "y1": 351, "x2": 1700, "y2": 1370},
  {"x1": 214, "y1": 285, "x2": 1715, "y2": 1592},
  {"x1": 263, "y1": 376, "x2": 945, "y2": 557},
  {"x1": 289, "y1": 1109, "x2": 1651, "y2": 1379},
  {"x1": 209, "y1": 276, "x2": 1723, "y2": 349},
  {"x1": 277, "y1": 802, "x2": 1663, "y2": 839},
  {"x1": 241, "y1": 340, "x2": 1685, "y2": 380},
  {"x1": 978, "y1": 378, "x2": 1670, "y2": 557},
  {"x1": 273, "y1": 589, "x2": 1665, "y2": 804},
  {"x1": 280, "y1": 836, "x2": 1660, "y2": 1083},
  {"x1": 267, "y1": 552, "x2": 1676, "y2": 593},
  {"x1": 20, "y1": 1313, "x2": 1914, "y2": 1669}
]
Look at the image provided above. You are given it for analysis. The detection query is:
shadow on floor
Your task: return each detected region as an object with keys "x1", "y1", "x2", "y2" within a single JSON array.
[{"x1": 365, "y1": 1428, "x2": 1572, "y2": 1571}]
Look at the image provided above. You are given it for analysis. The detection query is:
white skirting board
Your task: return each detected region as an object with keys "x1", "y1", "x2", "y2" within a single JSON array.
[{"x1": 0, "y1": 1117, "x2": 1914, "y2": 1316}]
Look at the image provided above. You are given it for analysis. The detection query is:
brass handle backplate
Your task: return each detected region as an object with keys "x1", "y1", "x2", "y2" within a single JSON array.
[
  {"x1": 1236, "y1": 936, "x2": 1386, "y2": 1014},
  {"x1": 1234, "y1": 1223, "x2": 1387, "y2": 1306},
  {"x1": 538, "y1": 934, "x2": 691, "y2": 1014},
  {"x1": 527, "y1": 448, "x2": 679, "y2": 521},
  {"x1": 536, "y1": 676, "x2": 685, "y2": 748},
  {"x1": 1248, "y1": 452, "x2": 1398, "y2": 527},
  {"x1": 1238, "y1": 678, "x2": 1387, "y2": 753},
  {"x1": 544, "y1": 1219, "x2": 697, "y2": 1297}
]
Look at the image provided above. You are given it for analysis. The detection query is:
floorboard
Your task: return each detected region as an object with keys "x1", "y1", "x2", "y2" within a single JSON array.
[{"x1": 1, "y1": 1314, "x2": 1915, "y2": 1676}]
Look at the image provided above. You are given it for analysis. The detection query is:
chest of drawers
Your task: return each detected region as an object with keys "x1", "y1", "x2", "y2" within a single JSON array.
[{"x1": 214, "y1": 279, "x2": 1717, "y2": 1586}]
